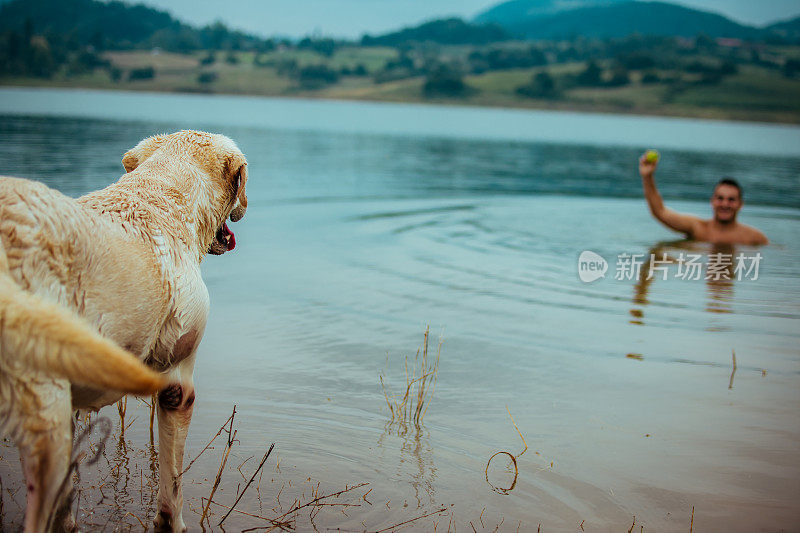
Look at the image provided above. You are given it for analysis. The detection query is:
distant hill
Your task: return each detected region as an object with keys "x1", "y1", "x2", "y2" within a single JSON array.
[
  {"x1": 474, "y1": 0, "x2": 625, "y2": 25},
  {"x1": 0, "y1": 0, "x2": 270, "y2": 51},
  {"x1": 0, "y1": 0, "x2": 183, "y2": 46},
  {"x1": 473, "y1": 0, "x2": 764, "y2": 40},
  {"x1": 766, "y1": 15, "x2": 800, "y2": 41},
  {"x1": 361, "y1": 18, "x2": 510, "y2": 46}
]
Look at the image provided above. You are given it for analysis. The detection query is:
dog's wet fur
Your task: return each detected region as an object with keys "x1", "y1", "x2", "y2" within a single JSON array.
[{"x1": 0, "y1": 130, "x2": 248, "y2": 532}]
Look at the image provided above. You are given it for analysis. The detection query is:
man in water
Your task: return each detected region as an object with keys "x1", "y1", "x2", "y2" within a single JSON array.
[{"x1": 639, "y1": 153, "x2": 768, "y2": 245}]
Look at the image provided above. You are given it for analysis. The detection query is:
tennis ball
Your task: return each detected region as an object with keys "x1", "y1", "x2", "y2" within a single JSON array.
[{"x1": 645, "y1": 149, "x2": 660, "y2": 163}]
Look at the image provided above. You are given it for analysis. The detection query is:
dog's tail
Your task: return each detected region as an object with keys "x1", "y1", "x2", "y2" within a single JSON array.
[{"x1": 0, "y1": 241, "x2": 166, "y2": 396}]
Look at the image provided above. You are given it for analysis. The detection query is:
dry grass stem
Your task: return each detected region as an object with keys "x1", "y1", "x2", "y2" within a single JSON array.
[
  {"x1": 117, "y1": 397, "x2": 127, "y2": 437},
  {"x1": 123, "y1": 511, "x2": 147, "y2": 529},
  {"x1": 380, "y1": 326, "x2": 442, "y2": 428},
  {"x1": 492, "y1": 517, "x2": 504, "y2": 532},
  {"x1": 372, "y1": 505, "x2": 449, "y2": 533},
  {"x1": 206, "y1": 499, "x2": 292, "y2": 531},
  {"x1": 274, "y1": 482, "x2": 369, "y2": 522},
  {"x1": 180, "y1": 408, "x2": 237, "y2": 478},
  {"x1": 218, "y1": 443, "x2": 275, "y2": 526},
  {"x1": 506, "y1": 405, "x2": 527, "y2": 458},
  {"x1": 149, "y1": 393, "x2": 156, "y2": 444},
  {"x1": 199, "y1": 405, "x2": 237, "y2": 526}
]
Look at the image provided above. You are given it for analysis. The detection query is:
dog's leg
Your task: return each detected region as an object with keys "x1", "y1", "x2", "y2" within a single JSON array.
[
  {"x1": 153, "y1": 356, "x2": 196, "y2": 533},
  {"x1": 50, "y1": 418, "x2": 78, "y2": 533},
  {"x1": 16, "y1": 381, "x2": 73, "y2": 533}
]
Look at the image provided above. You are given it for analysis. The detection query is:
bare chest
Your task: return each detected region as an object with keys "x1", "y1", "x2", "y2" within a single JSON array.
[{"x1": 694, "y1": 222, "x2": 753, "y2": 245}]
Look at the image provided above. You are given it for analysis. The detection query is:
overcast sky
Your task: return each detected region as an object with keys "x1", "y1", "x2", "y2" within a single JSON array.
[{"x1": 136, "y1": 0, "x2": 800, "y2": 39}]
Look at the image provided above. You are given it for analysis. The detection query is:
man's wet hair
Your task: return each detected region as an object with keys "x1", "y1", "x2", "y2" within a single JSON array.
[{"x1": 714, "y1": 177, "x2": 743, "y2": 199}]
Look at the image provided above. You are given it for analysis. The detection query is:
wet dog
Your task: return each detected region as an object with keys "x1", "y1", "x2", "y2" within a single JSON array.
[{"x1": 0, "y1": 130, "x2": 248, "y2": 532}]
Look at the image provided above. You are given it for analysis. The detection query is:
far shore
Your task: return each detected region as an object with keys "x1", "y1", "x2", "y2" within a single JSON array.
[{"x1": 3, "y1": 74, "x2": 799, "y2": 126}]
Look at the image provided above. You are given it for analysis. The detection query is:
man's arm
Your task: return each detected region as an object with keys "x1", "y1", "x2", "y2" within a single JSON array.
[{"x1": 639, "y1": 154, "x2": 700, "y2": 237}]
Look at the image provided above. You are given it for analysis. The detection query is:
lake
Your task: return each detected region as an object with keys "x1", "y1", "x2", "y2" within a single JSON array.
[{"x1": 1, "y1": 87, "x2": 799, "y2": 532}]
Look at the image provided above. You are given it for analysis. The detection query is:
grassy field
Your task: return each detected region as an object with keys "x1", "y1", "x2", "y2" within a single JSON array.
[{"x1": 3, "y1": 47, "x2": 800, "y2": 124}]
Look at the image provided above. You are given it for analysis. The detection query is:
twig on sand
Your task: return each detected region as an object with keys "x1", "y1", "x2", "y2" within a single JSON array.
[
  {"x1": 235, "y1": 483, "x2": 369, "y2": 533},
  {"x1": 729, "y1": 350, "x2": 737, "y2": 389},
  {"x1": 492, "y1": 517, "x2": 505, "y2": 533},
  {"x1": 274, "y1": 482, "x2": 369, "y2": 522},
  {"x1": 485, "y1": 406, "x2": 527, "y2": 494},
  {"x1": 690, "y1": 506, "x2": 694, "y2": 533},
  {"x1": 123, "y1": 511, "x2": 147, "y2": 529},
  {"x1": 206, "y1": 499, "x2": 292, "y2": 531},
  {"x1": 218, "y1": 443, "x2": 275, "y2": 526},
  {"x1": 371, "y1": 506, "x2": 449, "y2": 533}
]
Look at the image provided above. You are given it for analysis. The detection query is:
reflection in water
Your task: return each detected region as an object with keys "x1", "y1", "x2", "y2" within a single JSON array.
[
  {"x1": 0, "y1": 411, "x2": 174, "y2": 531},
  {"x1": 630, "y1": 241, "x2": 739, "y2": 327},
  {"x1": 705, "y1": 243, "x2": 736, "y2": 316},
  {"x1": 377, "y1": 423, "x2": 437, "y2": 509},
  {"x1": 66, "y1": 415, "x2": 158, "y2": 531}
]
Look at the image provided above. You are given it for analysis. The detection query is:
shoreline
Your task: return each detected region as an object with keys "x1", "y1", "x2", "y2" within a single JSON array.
[{"x1": 3, "y1": 79, "x2": 800, "y2": 126}]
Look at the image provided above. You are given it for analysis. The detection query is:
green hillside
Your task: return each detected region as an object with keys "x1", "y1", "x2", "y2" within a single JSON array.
[
  {"x1": 474, "y1": 0, "x2": 624, "y2": 25},
  {"x1": 0, "y1": 0, "x2": 271, "y2": 51},
  {"x1": 475, "y1": 1, "x2": 764, "y2": 40},
  {"x1": 361, "y1": 18, "x2": 510, "y2": 46},
  {"x1": 2, "y1": 0, "x2": 799, "y2": 124},
  {"x1": 767, "y1": 15, "x2": 800, "y2": 41}
]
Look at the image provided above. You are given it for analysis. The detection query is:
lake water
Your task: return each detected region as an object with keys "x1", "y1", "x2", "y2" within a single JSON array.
[{"x1": 1, "y1": 88, "x2": 799, "y2": 532}]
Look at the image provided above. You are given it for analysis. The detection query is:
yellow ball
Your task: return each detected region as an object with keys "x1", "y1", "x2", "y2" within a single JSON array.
[{"x1": 645, "y1": 150, "x2": 660, "y2": 163}]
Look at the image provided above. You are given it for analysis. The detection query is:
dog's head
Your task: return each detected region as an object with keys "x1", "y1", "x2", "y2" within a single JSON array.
[{"x1": 122, "y1": 130, "x2": 249, "y2": 257}]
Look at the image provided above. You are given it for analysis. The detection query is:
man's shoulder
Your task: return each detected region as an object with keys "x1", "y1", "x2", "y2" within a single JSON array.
[
  {"x1": 740, "y1": 223, "x2": 769, "y2": 245},
  {"x1": 689, "y1": 218, "x2": 712, "y2": 239}
]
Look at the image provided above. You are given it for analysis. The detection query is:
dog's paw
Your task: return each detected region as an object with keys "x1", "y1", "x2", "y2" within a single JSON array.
[
  {"x1": 55, "y1": 513, "x2": 79, "y2": 533},
  {"x1": 153, "y1": 509, "x2": 186, "y2": 533}
]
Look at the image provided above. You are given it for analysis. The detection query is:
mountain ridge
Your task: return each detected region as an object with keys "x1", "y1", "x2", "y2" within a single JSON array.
[{"x1": 472, "y1": 0, "x2": 796, "y2": 41}]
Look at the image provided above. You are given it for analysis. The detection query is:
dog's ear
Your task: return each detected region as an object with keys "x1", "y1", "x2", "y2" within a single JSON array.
[
  {"x1": 225, "y1": 153, "x2": 248, "y2": 222},
  {"x1": 122, "y1": 134, "x2": 169, "y2": 172}
]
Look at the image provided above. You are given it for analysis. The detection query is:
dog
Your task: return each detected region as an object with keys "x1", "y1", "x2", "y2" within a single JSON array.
[{"x1": 0, "y1": 130, "x2": 249, "y2": 532}]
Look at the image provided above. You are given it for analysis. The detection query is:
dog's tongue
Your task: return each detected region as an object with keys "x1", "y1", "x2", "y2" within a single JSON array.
[{"x1": 222, "y1": 222, "x2": 236, "y2": 251}]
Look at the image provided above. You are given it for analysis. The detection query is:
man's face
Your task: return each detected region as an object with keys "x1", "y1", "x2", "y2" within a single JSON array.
[{"x1": 711, "y1": 184, "x2": 742, "y2": 223}]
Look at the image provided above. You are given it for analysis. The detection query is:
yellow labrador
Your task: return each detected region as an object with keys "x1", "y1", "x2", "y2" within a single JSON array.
[{"x1": 0, "y1": 130, "x2": 248, "y2": 532}]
